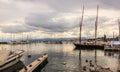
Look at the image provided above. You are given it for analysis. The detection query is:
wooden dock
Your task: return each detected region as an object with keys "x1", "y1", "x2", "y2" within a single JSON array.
[
  {"x1": 104, "y1": 48, "x2": 120, "y2": 51},
  {"x1": 20, "y1": 53, "x2": 48, "y2": 72}
]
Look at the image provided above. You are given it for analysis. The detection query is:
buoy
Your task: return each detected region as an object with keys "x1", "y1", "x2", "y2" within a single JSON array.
[{"x1": 63, "y1": 61, "x2": 67, "y2": 65}]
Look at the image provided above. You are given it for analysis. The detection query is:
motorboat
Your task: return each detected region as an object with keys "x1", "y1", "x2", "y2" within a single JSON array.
[{"x1": 0, "y1": 50, "x2": 24, "y2": 71}]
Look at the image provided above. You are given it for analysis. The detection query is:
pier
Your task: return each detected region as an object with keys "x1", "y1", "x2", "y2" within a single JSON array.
[
  {"x1": 20, "y1": 53, "x2": 48, "y2": 72},
  {"x1": 104, "y1": 47, "x2": 120, "y2": 51}
]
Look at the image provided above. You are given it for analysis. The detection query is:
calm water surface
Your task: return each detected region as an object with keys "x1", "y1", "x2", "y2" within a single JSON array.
[{"x1": 0, "y1": 43, "x2": 119, "y2": 72}]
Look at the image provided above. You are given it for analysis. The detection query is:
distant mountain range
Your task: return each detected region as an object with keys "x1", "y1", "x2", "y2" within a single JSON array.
[
  {"x1": 32, "y1": 37, "x2": 88, "y2": 42},
  {"x1": 0, "y1": 37, "x2": 88, "y2": 42}
]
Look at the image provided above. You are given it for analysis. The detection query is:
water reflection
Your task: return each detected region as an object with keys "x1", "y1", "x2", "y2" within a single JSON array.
[
  {"x1": 118, "y1": 51, "x2": 120, "y2": 72},
  {"x1": 104, "y1": 51, "x2": 119, "y2": 58},
  {"x1": 75, "y1": 48, "x2": 98, "y2": 71},
  {"x1": 104, "y1": 50, "x2": 120, "y2": 72},
  {"x1": 0, "y1": 44, "x2": 119, "y2": 72},
  {"x1": 74, "y1": 47, "x2": 119, "y2": 72}
]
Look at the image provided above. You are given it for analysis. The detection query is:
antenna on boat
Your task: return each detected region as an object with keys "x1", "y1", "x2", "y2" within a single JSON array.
[{"x1": 79, "y1": 5, "x2": 84, "y2": 44}]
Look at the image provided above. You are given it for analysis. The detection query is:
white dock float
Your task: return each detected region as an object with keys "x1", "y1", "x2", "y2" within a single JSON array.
[{"x1": 20, "y1": 54, "x2": 48, "y2": 72}]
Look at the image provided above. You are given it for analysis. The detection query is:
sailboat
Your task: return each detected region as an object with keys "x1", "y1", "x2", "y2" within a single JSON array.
[
  {"x1": 105, "y1": 19, "x2": 120, "y2": 50},
  {"x1": 74, "y1": 5, "x2": 104, "y2": 49}
]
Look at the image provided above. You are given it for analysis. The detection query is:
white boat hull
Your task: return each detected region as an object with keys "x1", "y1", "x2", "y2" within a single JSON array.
[{"x1": 0, "y1": 50, "x2": 24, "y2": 71}]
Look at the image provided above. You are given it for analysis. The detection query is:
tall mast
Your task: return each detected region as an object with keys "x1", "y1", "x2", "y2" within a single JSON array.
[
  {"x1": 79, "y1": 6, "x2": 84, "y2": 71},
  {"x1": 118, "y1": 19, "x2": 120, "y2": 40},
  {"x1": 95, "y1": 5, "x2": 99, "y2": 66},
  {"x1": 79, "y1": 5, "x2": 84, "y2": 44},
  {"x1": 95, "y1": 5, "x2": 99, "y2": 45}
]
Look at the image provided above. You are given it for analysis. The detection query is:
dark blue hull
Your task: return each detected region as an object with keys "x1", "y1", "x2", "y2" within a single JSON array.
[{"x1": 74, "y1": 43, "x2": 104, "y2": 50}]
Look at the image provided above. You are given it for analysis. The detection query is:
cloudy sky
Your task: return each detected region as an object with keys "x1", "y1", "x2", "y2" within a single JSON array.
[{"x1": 0, "y1": 0, "x2": 120, "y2": 40}]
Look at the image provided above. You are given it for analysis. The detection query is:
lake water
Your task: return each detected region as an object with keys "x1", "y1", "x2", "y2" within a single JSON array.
[{"x1": 0, "y1": 43, "x2": 120, "y2": 72}]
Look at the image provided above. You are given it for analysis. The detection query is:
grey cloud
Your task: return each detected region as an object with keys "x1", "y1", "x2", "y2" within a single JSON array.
[
  {"x1": 82, "y1": 16, "x2": 109, "y2": 29},
  {"x1": 0, "y1": 23, "x2": 37, "y2": 33},
  {"x1": 24, "y1": 12, "x2": 110, "y2": 34},
  {"x1": 0, "y1": 2, "x2": 19, "y2": 22},
  {"x1": 25, "y1": 13, "x2": 79, "y2": 33},
  {"x1": 0, "y1": 0, "x2": 119, "y2": 38},
  {"x1": 99, "y1": 0, "x2": 120, "y2": 9},
  {"x1": 14, "y1": 0, "x2": 120, "y2": 11},
  {"x1": 14, "y1": 0, "x2": 98, "y2": 12},
  {"x1": 0, "y1": 11, "x2": 113, "y2": 35}
]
